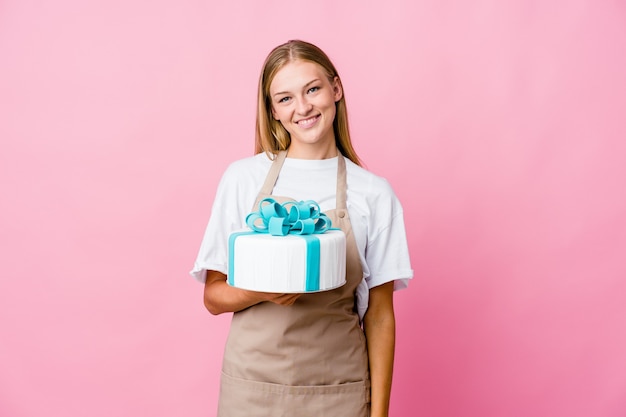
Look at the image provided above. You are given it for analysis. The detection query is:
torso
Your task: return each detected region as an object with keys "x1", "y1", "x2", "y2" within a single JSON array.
[{"x1": 217, "y1": 151, "x2": 371, "y2": 417}]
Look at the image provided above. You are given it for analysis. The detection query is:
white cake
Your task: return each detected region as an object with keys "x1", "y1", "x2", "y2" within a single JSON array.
[{"x1": 227, "y1": 229, "x2": 346, "y2": 293}]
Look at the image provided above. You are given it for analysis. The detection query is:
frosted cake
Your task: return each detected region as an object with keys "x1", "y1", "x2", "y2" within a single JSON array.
[{"x1": 227, "y1": 198, "x2": 346, "y2": 293}]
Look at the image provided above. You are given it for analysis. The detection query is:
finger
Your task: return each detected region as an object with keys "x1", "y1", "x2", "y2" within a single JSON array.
[{"x1": 272, "y1": 293, "x2": 301, "y2": 305}]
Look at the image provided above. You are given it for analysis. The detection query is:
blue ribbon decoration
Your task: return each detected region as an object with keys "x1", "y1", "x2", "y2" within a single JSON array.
[{"x1": 245, "y1": 198, "x2": 332, "y2": 236}]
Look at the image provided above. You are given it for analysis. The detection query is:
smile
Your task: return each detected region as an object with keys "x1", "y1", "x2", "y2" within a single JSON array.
[{"x1": 295, "y1": 115, "x2": 320, "y2": 127}]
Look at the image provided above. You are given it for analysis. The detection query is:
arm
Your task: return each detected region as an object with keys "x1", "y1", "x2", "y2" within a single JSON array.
[
  {"x1": 363, "y1": 281, "x2": 396, "y2": 417},
  {"x1": 203, "y1": 270, "x2": 301, "y2": 315}
]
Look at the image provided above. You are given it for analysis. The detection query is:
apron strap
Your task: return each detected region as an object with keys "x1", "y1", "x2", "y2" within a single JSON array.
[
  {"x1": 256, "y1": 149, "x2": 348, "y2": 210},
  {"x1": 258, "y1": 151, "x2": 287, "y2": 197},
  {"x1": 335, "y1": 153, "x2": 347, "y2": 210}
]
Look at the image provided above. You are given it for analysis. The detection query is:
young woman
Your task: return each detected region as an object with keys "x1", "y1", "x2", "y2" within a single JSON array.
[{"x1": 191, "y1": 40, "x2": 413, "y2": 417}]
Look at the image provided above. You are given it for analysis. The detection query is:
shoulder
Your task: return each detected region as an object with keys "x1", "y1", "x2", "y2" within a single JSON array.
[
  {"x1": 345, "y1": 158, "x2": 401, "y2": 211},
  {"x1": 219, "y1": 153, "x2": 272, "y2": 187},
  {"x1": 223, "y1": 153, "x2": 271, "y2": 177},
  {"x1": 212, "y1": 153, "x2": 272, "y2": 211}
]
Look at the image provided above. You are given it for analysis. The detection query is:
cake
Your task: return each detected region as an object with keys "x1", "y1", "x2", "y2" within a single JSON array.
[{"x1": 227, "y1": 198, "x2": 346, "y2": 293}]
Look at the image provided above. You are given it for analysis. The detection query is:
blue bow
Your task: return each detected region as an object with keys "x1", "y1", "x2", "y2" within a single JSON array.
[{"x1": 246, "y1": 198, "x2": 332, "y2": 236}]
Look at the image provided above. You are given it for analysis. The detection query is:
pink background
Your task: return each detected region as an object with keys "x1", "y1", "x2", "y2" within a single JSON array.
[{"x1": 2, "y1": 1, "x2": 626, "y2": 416}]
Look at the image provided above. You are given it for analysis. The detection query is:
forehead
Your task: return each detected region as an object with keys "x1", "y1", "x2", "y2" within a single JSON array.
[{"x1": 269, "y1": 60, "x2": 328, "y2": 93}]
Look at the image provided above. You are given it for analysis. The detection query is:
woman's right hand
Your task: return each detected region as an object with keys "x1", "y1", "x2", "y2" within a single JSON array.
[
  {"x1": 253, "y1": 291, "x2": 301, "y2": 306},
  {"x1": 203, "y1": 270, "x2": 301, "y2": 314}
]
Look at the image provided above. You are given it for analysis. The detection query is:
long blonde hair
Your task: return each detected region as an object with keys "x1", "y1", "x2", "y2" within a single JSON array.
[{"x1": 255, "y1": 40, "x2": 362, "y2": 166}]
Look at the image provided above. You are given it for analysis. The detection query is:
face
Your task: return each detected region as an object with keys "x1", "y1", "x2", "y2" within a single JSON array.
[{"x1": 269, "y1": 60, "x2": 343, "y2": 156}]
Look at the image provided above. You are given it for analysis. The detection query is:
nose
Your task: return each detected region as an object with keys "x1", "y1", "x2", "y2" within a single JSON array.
[{"x1": 295, "y1": 96, "x2": 313, "y2": 115}]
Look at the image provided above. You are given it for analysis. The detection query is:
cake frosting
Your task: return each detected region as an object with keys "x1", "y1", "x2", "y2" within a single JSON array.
[{"x1": 227, "y1": 198, "x2": 347, "y2": 293}]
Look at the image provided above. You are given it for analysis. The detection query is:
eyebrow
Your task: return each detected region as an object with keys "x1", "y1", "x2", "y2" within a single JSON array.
[{"x1": 273, "y1": 79, "x2": 320, "y2": 97}]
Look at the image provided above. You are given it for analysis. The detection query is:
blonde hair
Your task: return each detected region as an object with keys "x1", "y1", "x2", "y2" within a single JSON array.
[{"x1": 255, "y1": 40, "x2": 362, "y2": 166}]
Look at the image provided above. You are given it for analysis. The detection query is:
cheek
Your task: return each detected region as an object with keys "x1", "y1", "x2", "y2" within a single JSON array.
[
  {"x1": 272, "y1": 111, "x2": 290, "y2": 130},
  {"x1": 327, "y1": 103, "x2": 337, "y2": 119},
  {"x1": 272, "y1": 107, "x2": 287, "y2": 121}
]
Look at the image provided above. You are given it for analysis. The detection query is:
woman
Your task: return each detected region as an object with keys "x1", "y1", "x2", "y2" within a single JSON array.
[{"x1": 191, "y1": 40, "x2": 413, "y2": 417}]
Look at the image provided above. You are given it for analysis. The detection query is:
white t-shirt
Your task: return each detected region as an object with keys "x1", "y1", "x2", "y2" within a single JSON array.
[{"x1": 190, "y1": 153, "x2": 413, "y2": 319}]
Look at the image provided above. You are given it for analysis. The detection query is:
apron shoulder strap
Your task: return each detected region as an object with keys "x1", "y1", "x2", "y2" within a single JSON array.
[
  {"x1": 335, "y1": 154, "x2": 347, "y2": 210},
  {"x1": 257, "y1": 151, "x2": 287, "y2": 198}
]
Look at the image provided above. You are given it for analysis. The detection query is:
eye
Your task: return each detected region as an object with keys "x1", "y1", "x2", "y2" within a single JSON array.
[
  {"x1": 307, "y1": 86, "x2": 320, "y2": 94},
  {"x1": 277, "y1": 96, "x2": 291, "y2": 103}
]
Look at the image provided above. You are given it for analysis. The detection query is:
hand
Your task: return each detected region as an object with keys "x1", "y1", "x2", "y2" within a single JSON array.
[
  {"x1": 203, "y1": 270, "x2": 302, "y2": 314},
  {"x1": 247, "y1": 290, "x2": 302, "y2": 306}
]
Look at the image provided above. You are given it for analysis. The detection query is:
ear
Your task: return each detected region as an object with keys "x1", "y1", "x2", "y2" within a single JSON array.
[{"x1": 332, "y1": 76, "x2": 343, "y2": 102}]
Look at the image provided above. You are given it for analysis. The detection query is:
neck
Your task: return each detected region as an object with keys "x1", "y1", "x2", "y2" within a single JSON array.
[{"x1": 286, "y1": 142, "x2": 338, "y2": 160}]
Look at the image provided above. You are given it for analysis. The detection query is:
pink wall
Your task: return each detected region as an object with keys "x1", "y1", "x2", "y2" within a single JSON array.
[{"x1": 1, "y1": 1, "x2": 625, "y2": 416}]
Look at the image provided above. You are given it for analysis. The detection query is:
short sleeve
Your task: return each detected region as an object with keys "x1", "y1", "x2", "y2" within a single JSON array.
[
  {"x1": 189, "y1": 166, "x2": 248, "y2": 283},
  {"x1": 363, "y1": 180, "x2": 413, "y2": 291}
]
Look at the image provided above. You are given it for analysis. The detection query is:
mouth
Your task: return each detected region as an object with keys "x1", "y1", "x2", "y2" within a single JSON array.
[{"x1": 295, "y1": 115, "x2": 320, "y2": 127}]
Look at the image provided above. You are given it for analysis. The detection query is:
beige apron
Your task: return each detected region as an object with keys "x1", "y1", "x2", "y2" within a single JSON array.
[{"x1": 217, "y1": 151, "x2": 370, "y2": 417}]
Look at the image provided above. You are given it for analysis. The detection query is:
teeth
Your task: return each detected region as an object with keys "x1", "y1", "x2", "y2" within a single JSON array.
[{"x1": 297, "y1": 116, "x2": 318, "y2": 126}]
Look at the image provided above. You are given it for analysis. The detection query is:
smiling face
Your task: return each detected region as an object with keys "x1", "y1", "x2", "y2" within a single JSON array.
[{"x1": 269, "y1": 60, "x2": 343, "y2": 159}]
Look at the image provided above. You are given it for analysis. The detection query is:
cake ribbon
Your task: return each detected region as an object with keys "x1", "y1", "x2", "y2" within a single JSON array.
[{"x1": 245, "y1": 198, "x2": 332, "y2": 236}]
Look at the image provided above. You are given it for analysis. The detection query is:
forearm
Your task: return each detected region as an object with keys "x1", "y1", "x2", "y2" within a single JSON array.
[
  {"x1": 203, "y1": 270, "x2": 301, "y2": 315},
  {"x1": 203, "y1": 270, "x2": 265, "y2": 314},
  {"x1": 363, "y1": 282, "x2": 396, "y2": 417}
]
